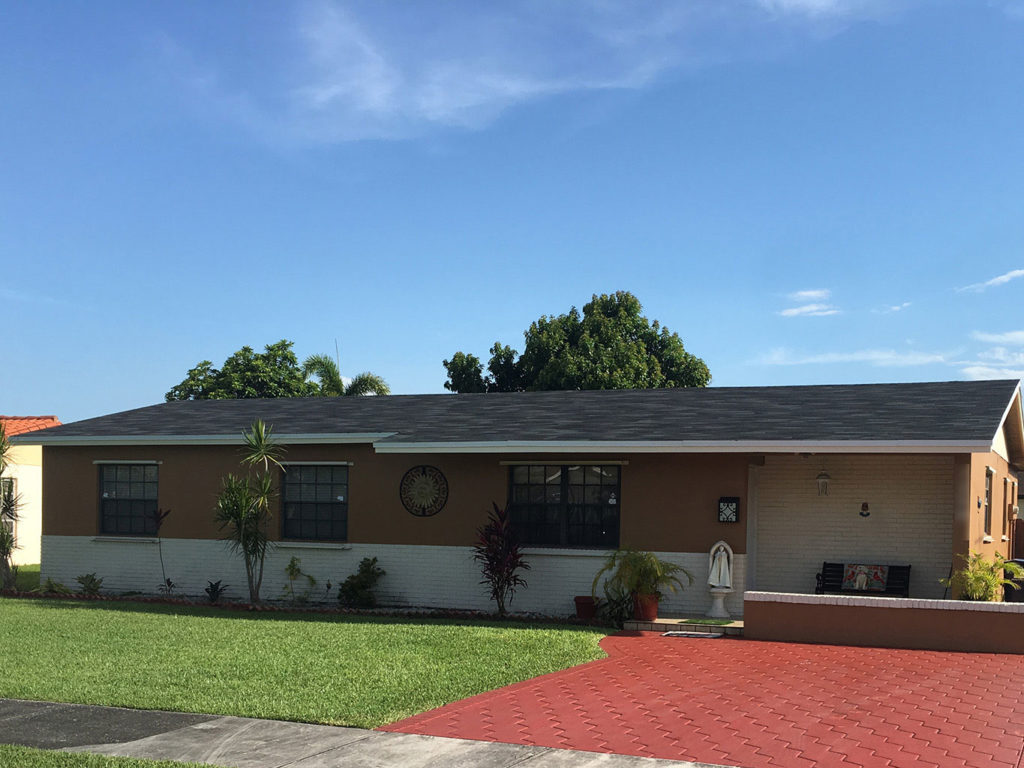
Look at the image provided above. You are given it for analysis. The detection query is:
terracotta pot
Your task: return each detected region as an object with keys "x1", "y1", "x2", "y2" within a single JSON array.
[
  {"x1": 633, "y1": 593, "x2": 659, "y2": 621},
  {"x1": 574, "y1": 595, "x2": 597, "y2": 620}
]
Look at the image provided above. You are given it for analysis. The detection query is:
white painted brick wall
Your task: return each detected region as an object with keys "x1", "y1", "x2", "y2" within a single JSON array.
[
  {"x1": 41, "y1": 535, "x2": 745, "y2": 617},
  {"x1": 755, "y1": 454, "x2": 954, "y2": 598}
]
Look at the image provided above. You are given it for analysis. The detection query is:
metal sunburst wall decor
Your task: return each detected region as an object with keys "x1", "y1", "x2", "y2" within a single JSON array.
[{"x1": 399, "y1": 465, "x2": 449, "y2": 517}]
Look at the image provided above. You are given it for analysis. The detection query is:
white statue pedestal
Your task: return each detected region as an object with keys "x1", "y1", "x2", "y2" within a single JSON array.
[{"x1": 707, "y1": 587, "x2": 733, "y2": 619}]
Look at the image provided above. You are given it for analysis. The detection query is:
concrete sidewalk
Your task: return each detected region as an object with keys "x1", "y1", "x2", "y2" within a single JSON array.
[{"x1": 0, "y1": 699, "x2": 731, "y2": 768}]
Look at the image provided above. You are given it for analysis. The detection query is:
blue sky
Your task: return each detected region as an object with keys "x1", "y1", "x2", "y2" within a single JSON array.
[{"x1": 4, "y1": 0, "x2": 1024, "y2": 423}]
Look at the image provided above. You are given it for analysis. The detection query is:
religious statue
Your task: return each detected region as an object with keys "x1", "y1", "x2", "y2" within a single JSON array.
[
  {"x1": 708, "y1": 542, "x2": 733, "y2": 589},
  {"x1": 705, "y1": 540, "x2": 734, "y2": 619}
]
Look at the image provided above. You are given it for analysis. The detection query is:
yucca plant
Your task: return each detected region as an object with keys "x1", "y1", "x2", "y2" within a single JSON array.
[
  {"x1": 214, "y1": 420, "x2": 283, "y2": 604},
  {"x1": 941, "y1": 552, "x2": 1024, "y2": 601}
]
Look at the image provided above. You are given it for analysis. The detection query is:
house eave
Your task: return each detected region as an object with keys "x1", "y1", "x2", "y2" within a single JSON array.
[
  {"x1": 13, "y1": 435, "x2": 998, "y2": 455},
  {"x1": 371, "y1": 439, "x2": 993, "y2": 454},
  {"x1": 13, "y1": 433, "x2": 396, "y2": 447}
]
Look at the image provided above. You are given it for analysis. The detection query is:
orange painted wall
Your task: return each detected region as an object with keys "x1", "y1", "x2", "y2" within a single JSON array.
[
  {"x1": 42, "y1": 445, "x2": 751, "y2": 553},
  {"x1": 965, "y1": 449, "x2": 1016, "y2": 562}
]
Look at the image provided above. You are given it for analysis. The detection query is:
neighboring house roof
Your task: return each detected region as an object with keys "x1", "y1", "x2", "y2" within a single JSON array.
[
  {"x1": 11, "y1": 381, "x2": 1023, "y2": 460},
  {"x1": 1, "y1": 415, "x2": 61, "y2": 436}
]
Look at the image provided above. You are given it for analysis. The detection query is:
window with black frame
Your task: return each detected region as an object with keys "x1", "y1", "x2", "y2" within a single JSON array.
[
  {"x1": 282, "y1": 465, "x2": 348, "y2": 541},
  {"x1": 1, "y1": 477, "x2": 16, "y2": 539},
  {"x1": 508, "y1": 464, "x2": 620, "y2": 548},
  {"x1": 984, "y1": 469, "x2": 993, "y2": 536},
  {"x1": 99, "y1": 464, "x2": 158, "y2": 535}
]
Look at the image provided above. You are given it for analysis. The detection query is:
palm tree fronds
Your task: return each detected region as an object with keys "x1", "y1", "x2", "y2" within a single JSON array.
[{"x1": 345, "y1": 372, "x2": 391, "y2": 397}]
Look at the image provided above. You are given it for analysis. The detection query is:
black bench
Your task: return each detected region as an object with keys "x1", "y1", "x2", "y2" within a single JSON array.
[{"x1": 815, "y1": 562, "x2": 911, "y2": 598}]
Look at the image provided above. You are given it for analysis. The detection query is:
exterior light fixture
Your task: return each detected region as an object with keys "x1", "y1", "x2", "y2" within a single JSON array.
[{"x1": 816, "y1": 471, "x2": 831, "y2": 496}]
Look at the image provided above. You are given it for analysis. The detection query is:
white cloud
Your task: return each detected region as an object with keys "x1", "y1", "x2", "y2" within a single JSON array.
[
  {"x1": 759, "y1": 347, "x2": 947, "y2": 366},
  {"x1": 958, "y1": 268, "x2": 1024, "y2": 293},
  {"x1": 961, "y1": 365, "x2": 1024, "y2": 380},
  {"x1": 757, "y1": 0, "x2": 862, "y2": 15},
  {"x1": 992, "y1": 0, "x2": 1024, "y2": 21},
  {"x1": 0, "y1": 287, "x2": 71, "y2": 307},
  {"x1": 779, "y1": 303, "x2": 839, "y2": 317},
  {"x1": 163, "y1": 0, "x2": 901, "y2": 143},
  {"x1": 971, "y1": 330, "x2": 1024, "y2": 345},
  {"x1": 788, "y1": 289, "x2": 830, "y2": 301},
  {"x1": 977, "y1": 347, "x2": 1024, "y2": 365}
]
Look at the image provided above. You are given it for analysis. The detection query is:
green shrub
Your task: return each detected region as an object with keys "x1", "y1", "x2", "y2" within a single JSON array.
[
  {"x1": 204, "y1": 580, "x2": 229, "y2": 604},
  {"x1": 282, "y1": 556, "x2": 316, "y2": 604},
  {"x1": 941, "y1": 552, "x2": 1024, "y2": 601},
  {"x1": 75, "y1": 573, "x2": 103, "y2": 596},
  {"x1": 35, "y1": 577, "x2": 71, "y2": 595},
  {"x1": 338, "y1": 557, "x2": 385, "y2": 608}
]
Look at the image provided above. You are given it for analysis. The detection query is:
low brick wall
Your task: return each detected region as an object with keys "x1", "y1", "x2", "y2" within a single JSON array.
[{"x1": 745, "y1": 592, "x2": 1024, "y2": 654}]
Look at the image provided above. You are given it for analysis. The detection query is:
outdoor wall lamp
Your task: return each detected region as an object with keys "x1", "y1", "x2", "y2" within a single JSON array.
[{"x1": 816, "y1": 471, "x2": 831, "y2": 496}]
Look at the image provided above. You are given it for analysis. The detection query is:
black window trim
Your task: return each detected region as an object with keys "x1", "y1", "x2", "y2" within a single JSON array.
[
  {"x1": 506, "y1": 462, "x2": 622, "y2": 550},
  {"x1": 1, "y1": 477, "x2": 16, "y2": 541},
  {"x1": 279, "y1": 462, "x2": 351, "y2": 543},
  {"x1": 984, "y1": 467, "x2": 994, "y2": 537},
  {"x1": 97, "y1": 462, "x2": 160, "y2": 537}
]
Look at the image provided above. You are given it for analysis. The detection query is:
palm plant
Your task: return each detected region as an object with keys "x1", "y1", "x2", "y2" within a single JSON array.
[
  {"x1": 592, "y1": 547, "x2": 693, "y2": 621},
  {"x1": 214, "y1": 420, "x2": 283, "y2": 604},
  {"x1": 941, "y1": 552, "x2": 1024, "y2": 601},
  {"x1": 302, "y1": 353, "x2": 390, "y2": 397},
  {"x1": 0, "y1": 423, "x2": 20, "y2": 591}
]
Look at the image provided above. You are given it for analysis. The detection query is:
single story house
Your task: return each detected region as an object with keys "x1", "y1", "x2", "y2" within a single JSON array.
[
  {"x1": 2, "y1": 415, "x2": 61, "y2": 566},
  {"x1": 14, "y1": 380, "x2": 1023, "y2": 617}
]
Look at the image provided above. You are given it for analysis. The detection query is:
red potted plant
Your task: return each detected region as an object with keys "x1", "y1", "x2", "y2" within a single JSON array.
[{"x1": 592, "y1": 547, "x2": 693, "y2": 622}]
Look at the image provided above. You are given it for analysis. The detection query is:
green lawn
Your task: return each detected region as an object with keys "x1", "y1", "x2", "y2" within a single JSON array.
[
  {"x1": 0, "y1": 598, "x2": 607, "y2": 728},
  {"x1": 0, "y1": 746, "x2": 212, "y2": 768},
  {"x1": 14, "y1": 563, "x2": 40, "y2": 592}
]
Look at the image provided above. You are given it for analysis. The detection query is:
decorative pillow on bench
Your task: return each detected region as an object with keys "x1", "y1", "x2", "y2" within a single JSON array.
[{"x1": 841, "y1": 564, "x2": 888, "y2": 592}]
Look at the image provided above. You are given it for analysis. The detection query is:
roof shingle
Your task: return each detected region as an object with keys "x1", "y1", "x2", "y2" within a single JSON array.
[
  {"x1": 13, "y1": 380, "x2": 1019, "y2": 445},
  {"x1": 1, "y1": 415, "x2": 62, "y2": 437}
]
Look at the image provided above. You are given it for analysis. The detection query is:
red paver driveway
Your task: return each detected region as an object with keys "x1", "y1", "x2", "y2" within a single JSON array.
[{"x1": 381, "y1": 633, "x2": 1024, "y2": 768}]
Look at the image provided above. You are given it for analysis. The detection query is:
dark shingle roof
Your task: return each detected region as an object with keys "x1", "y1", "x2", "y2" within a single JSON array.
[{"x1": 17, "y1": 380, "x2": 1019, "y2": 445}]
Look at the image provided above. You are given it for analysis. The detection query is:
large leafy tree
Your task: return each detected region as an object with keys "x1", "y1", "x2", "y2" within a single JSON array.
[
  {"x1": 302, "y1": 354, "x2": 390, "y2": 397},
  {"x1": 443, "y1": 292, "x2": 710, "y2": 393},
  {"x1": 166, "y1": 340, "x2": 315, "y2": 401},
  {"x1": 166, "y1": 341, "x2": 390, "y2": 401}
]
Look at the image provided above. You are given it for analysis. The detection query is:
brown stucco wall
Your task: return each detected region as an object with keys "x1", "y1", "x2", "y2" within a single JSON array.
[
  {"x1": 42, "y1": 445, "x2": 751, "y2": 553},
  {"x1": 965, "y1": 449, "x2": 1016, "y2": 562},
  {"x1": 744, "y1": 599, "x2": 1024, "y2": 654}
]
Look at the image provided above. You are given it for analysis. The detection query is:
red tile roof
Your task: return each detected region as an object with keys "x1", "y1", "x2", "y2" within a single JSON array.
[{"x1": 0, "y1": 416, "x2": 62, "y2": 436}]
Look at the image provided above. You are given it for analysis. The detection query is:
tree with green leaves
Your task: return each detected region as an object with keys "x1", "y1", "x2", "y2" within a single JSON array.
[
  {"x1": 166, "y1": 340, "x2": 315, "y2": 401},
  {"x1": 443, "y1": 292, "x2": 710, "y2": 393},
  {"x1": 0, "y1": 423, "x2": 19, "y2": 590},
  {"x1": 302, "y1": 354, "x2": 390, "y2": 397},
  {"x1": 214, "y1": 421, "x2": 284, "y2": 604}
]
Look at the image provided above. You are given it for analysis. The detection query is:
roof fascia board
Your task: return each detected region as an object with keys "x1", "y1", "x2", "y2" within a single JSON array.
[
  {"x1": 372, "y1": 440, "x2": 991, "y2": 454},
  {"x1": 14, "y1": 433, "x2": 395, "y2": 446},
  {"x1": 991, "y1": 383, "x2": 1024, "y2": 459},
  {"x1": 992, "y1": 383, "x2": 1020, "y2": 441}
]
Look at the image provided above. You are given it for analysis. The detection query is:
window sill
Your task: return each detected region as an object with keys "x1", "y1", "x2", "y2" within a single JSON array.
[
  {"x1": 276, "y1": 541, "x2": 352, "y2": 551},
  {"x1": 982, "y1": 536, "x2": 994, "y2": 544},
  {"x1": 520, "y1": 547, "x2": 610, "y2": 558},
  {"x1": 91, "y1": 536, "x2": 158, "y2": 544},
  {"x1": 1002, "y1": 535, "x2": 1010, "y2": 542}
]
